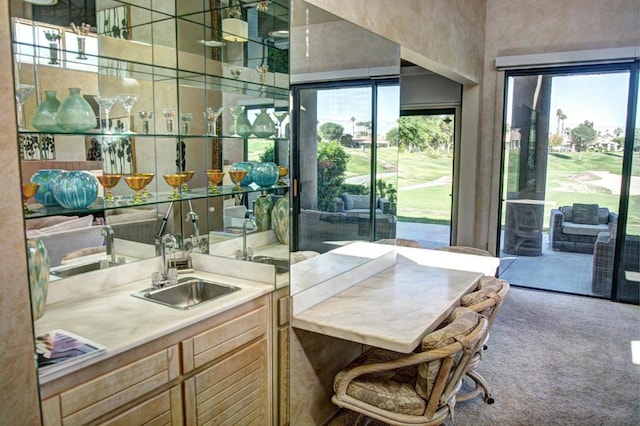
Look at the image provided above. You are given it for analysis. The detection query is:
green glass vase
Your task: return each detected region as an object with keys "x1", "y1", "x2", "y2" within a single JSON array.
[
  {"x1": 254, "y1": 194, "x2": 273, "y2": 231},
  {"x1": 32, "y1": 90, "x2": 61, "y2": 132},
  {"x1": 56, "y1": 87, "x2": 97, "y2": 132}
]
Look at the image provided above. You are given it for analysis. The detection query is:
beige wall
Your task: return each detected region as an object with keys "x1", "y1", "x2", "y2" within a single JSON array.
[
  {"x1": 0, "y1": 1, "x2": 43, "y2": 424},
  {"x1": 478, "y1": 0, "x2": 640, "y2": 252}
]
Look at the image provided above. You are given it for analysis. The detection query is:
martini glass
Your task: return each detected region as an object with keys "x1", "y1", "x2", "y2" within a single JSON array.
[
  {"x1": 96, "y1": 174, "x2": 121, "y2": 202},
  {"x1": 273, "y1": 111, "x2": 288, "y2": 138},
  {"x1": 204, "y1": 107, "x2": 224, "y2": 136},
  {"x1": 21, "y1": 183, "x2": 39, "y2": 213},
  {"x1": 205, "y1": 170, "x2": 225, "y2": 193},
  {"x1": 124, "y1": 175, "x2": 147, "y2": 204},
  {"x1": 163, "y1": 174, "x2": 186, "y2": 199},
  {"x1": 228, "y1": 169, "x2": 247, "y2": 191},
  {"x1": 116, "y1": 93, "x2": 140, "y2": 133},
  {"x1": 94, "y1": 96, "x2": 117, "y2": 133},
  {"x1": 229, "y1": 106, "x2": 245, "y2": 136},
  {"x1": 15, "y1": 84, "x2": 35, "y2": 131},
  {"x1": 135, "y1": 173, "x2": 155, "y2": 197},
  {"x1": 180, "y1": 170, "x2": 195, "y2": 192}
]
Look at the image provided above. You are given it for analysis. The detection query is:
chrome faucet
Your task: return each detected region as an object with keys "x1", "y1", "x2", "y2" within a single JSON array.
[
  {"x1": 186, "y1": 211, "x2": 200, "y2": 241},
  {"x1": 236, "y1": 217, "x2": 256, "y2": 260},
  {"x1": 160, "y1": 234, "x2": 177, "y2": 280},
  {"x1": 102, "y1": 225, "x2": 116, "y2": 265}
]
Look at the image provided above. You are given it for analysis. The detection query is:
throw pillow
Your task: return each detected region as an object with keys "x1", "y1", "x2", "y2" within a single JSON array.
[
  {"x1": 26, "y1": 215, "x2": 94, "y2": 238},
  {"x1": 572, "y1": 203, "x2": 599, "y2": 225},
  {"x1": 597, "y1": 207, "x2": 610, "y2": 224},
  {"x1": 341, "y1": 193, "x2": 354, "y2": 210},
  {"x1": 351, "y1": 195, "x2": 369, "y2": 209},
  {"x1": 560, "y1": 206, "x2": 573, "y2": 223}
]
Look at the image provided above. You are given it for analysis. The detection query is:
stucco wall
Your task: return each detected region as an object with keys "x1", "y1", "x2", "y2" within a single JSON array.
[{"x1": 478, "y1": 0, "x2": 640, "y2": 251}]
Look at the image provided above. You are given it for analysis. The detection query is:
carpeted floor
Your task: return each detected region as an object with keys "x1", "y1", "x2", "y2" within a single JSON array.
[{"x1": 329, "y1": 287, "x2": 640, "y2": 426}]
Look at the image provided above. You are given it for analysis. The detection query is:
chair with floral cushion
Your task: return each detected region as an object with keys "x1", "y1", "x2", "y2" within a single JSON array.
[
  {"x1": 457, "y1": 276, "x2": 510, "y2": 404},
  {"x1": 331, "y1": 307, "x2": 489, "y2": 426}
]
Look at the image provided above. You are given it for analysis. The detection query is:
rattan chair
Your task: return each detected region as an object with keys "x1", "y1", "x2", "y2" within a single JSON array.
[
  {"x1": 436, "y1": 245, "x2": 493, "y2": 257},
  {"x1": 332, "y1": 307, "x2": 489, "y2": 425},
  {"x1": 457, "y1": 276, "x2": 510, "y2": 404}
]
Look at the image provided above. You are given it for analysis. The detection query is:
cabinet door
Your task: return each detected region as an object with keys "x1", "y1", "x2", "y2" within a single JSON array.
[
  {"x1": 101, "y1": 385, "x2": 182, "y2": 426},
  {"x1": 58, "y1": 346, "x2": 180, "y2": 425},
  {"x1": 184, "y1": 338, "x2": 269, "y2": 425}
]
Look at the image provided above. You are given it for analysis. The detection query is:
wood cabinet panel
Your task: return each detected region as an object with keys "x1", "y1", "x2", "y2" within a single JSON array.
[
  {"x1": 184, "y1": 338, "x2": 269, "y2": 425},
  {"x1": 101, "y1": 386, "x2": 182, "y2": 426},
  {"x1": 182, "y1": 301, "x2": 268, "y2": 373},
  {"x1": 59, "y1": 346, "x2": 179, "y2": 425}
]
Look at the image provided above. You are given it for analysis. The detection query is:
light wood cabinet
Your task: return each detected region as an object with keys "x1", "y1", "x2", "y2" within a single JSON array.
[
  {"x1": 41, "y1": 296, "x2": 272, "y2": 425},
  {"x1": 272, "y1": 286, "x2": 290, "y2": 426}
]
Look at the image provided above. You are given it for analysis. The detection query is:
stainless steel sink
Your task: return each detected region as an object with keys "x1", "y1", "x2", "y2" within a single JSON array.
[
  {"x1": 51, "y1": 261, "x2": 106, "y2": 278},
  {"x1": 131, "y1": 277, "x2": 240, "y2": 310},
  {"x1": 250, "y1": 255, "x2": 289, "y2": 274}
]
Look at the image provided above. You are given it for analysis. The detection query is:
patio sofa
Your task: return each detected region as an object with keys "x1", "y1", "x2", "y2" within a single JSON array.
[
  {"x1": 592, "y1": 231, "x2": 640, "y2": 300},
  {"x1": 334, "y1": 193, "x2": 392, "y2": 216},
  {"x1": 549, "y1": 204, "x2": 617, "y2": 254}
]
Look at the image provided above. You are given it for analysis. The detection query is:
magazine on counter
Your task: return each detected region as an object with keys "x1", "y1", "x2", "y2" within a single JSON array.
[{"x1": 35, "y1": 329, "x2": 105, "y2": 377}]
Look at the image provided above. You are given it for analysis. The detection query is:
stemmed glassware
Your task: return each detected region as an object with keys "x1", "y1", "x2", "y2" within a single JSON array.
[
  {"x1": 181, "y1": 113, "x2": 192, "y2": 135},
  {"x1": 21, "y1": 183, "x2": 39, "y2": 213},
  {"x1": 15, "y1": 84, "x2": 35, "y2": 131},
  {"x1": 204, "y1": 107, "x2": 224, "y2": 136},
  {"x1": 116, "y1": 93, "x2": 139, "y2": 133},
  {"x1": 135, "y1": 173, "x2": 155, "y2": 197},
  {"x1": 205, "y1": 170, "x2": 225, "y2": 194},
  {"x1": 162, "y1": 109, "x2": 176, "y2": 134},
  {"x1": 228, "y1": 170, "x2": 247, "y2": 190},
  {"x1": 230, "y1": 68, "x2": 242, "y2": 79},
  {"x1": 94, "y1": 96, "x2": 117, "y2": 133},
  {"x1": 124, "y1": 175, "x2": 146, "y2": 204},
  {"x1": 96, "y1": 174, "x2": 121, "y2": 202},
  {"x1": 180, "y1": 170, "x2": 195, "y2": 192},
  {"x1": 273, "y1": 111, "x2": 289, "y2": 138},
  {"x1": 256, "y1": 64, "x2": 269, "y2": 84},
  {"x1": 229, "y1": 106, "x2": 244, "y2": 136},
  {"x1": 163, "y1": 174, "x2": 186, "y2": 199},
  {"x1": 277, "y1": 166, "x2": 289, "y2": 185},
  {"x1": 138, "y1": 111, "x2": 153, "y2": 134}
]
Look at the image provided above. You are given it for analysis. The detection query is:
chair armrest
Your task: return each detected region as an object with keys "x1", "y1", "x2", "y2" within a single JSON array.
[
  {"x1": 549, "y1": 209, "x2": 564, "y2": 243},
  {"x1": 608, "y1": 212, "x2": 618, "y2": 224},
  {"x1": 378, "y1": 198, "x2": 391, "y2": 214},
  {"x1": 334, "y1": 197, "x2": 345, "y2": 213}
]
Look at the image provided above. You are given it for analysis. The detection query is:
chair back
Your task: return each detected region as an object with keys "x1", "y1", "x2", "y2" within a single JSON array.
[{"x1": 461, "y1": 276, "x2": 509, "y2": 328}]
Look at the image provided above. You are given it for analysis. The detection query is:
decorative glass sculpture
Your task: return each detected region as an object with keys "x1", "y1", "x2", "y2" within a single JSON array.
[
  {"x1": 254, "y1": 193, "x2": 273, "y2": 231},
  {"x1": 30, "y1": 169, "x2": 65, "y2": 206},
  {"x1": 26, "y1": 239, "x2": 49, "y2": 320},
  {"x1": 272, "y1": 195, "x2": 289, "y2": 245},
  {"x1": 52, "y1": 170, "x2": 99, "y2": 209},
  {"x1": 252, "y1": 108, "x2": 276, "y2": 138},
  {"x1": 32, "y1": 91, "x2": 61, "y2": 132},
  {"x1": 251, "y1": 162, "x2": 278, "y2": 187},
  {"x1": 56, "y1": 88, "x2": 97, "y2": 132}
]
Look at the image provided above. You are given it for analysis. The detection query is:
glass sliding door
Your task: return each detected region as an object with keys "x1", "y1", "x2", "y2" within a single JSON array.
[
  {"x1": 499, "y1": 65, "x2": 632, "y2": 298},
  {"x1": 292, "y1": 80, "x2": 399, "y2": 253}
]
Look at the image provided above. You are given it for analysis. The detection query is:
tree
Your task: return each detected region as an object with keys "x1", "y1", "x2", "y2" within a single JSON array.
[
  {"x1": 318, "y1": 122, "x2": 344, "y2": 142},
  {"x1": 555, "y1": 109, "x2": 567, "y2": 135},
  {"x1": 570, "y1": 120, "x2": 597, "y2": 159},
  {"x1": 350, "y1": 116, "x2": 356, "y2": 136},
  {"x1": 549, "y1": 133, "x2": 564, "y2": 151},
  {"x1": 386, "y1": 116, "x2": 450, "y2": 154},
  {"x1": 317, "y1": 140, "x2": 349, "y2": 211}
]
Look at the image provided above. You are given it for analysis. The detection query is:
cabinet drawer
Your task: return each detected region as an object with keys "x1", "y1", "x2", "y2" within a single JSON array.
[
  {"x1": 182, "y1": 301, "x2": 268, "y2": 372},
  {"x1": 184, "y1": 338, "x2": 269, "y2": 425},
  {"x1": 101, "y1": 386, "x2": 182, "y2": 426},
  {"x1": 59, "y1": 346, "x2": 180, "y2": 425}
]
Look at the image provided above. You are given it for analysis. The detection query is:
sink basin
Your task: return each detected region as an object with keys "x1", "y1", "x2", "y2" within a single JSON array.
[
  {"x1": 250, "y1": 255, "x2": 289, "y2": 274},
  {"x1": 131, "y1": 277, "x2": 240, "y2": 310},
  {"x1": 51, "y1": 261, "x2": 107, "y2": 278}
]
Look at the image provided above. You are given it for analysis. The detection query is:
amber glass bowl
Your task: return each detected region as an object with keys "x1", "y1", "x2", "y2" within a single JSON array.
[
  {"x1": 21, "y1": 183, "x2": 39, "y2": 213},
  {"x1": 228, "y1": 170, "x2": 247, "y2": 189},
  {"x1": 97, "y1": 174, "x2": 121, "y2": 202},
  {"x1": 278, "y1": 166, "x2": 289, "y2": 185},
  {"x1": 163, "y1": 174, "x2": 186, "y2": 199},
  {"x1": 180, "y1": 170, "x2": 195, "y2": 192},
  {"x1": 135, "y1": 172, "x2": 155, "y2": 197},
  {"x1": 124, "y1": 176, "x2": 147, "y2": 204},
  {"x1": 205, "y1": 170, "x2": 225, "y2": 193}
]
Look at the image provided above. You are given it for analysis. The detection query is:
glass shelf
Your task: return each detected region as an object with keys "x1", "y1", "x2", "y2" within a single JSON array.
[
  {"x1": 18, "y1": 130, "x2": 288, "y2": 141},
  {"x1": 24, "y1": 183, "x2": 289, "y2": 220}
]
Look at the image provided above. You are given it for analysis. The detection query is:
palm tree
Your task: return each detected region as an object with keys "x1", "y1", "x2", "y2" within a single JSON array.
[
  {"x1": 350, "y1": 116, "x2": 356, "y2": 136},
  {"x1": 556, "y1": 109, "x2": 567, "y2": 135}
]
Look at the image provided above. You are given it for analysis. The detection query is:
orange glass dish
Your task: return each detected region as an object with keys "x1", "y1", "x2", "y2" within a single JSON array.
[
  {"x1": 180, "y1": 170, "x2": 195, "y2": 192},
  {"x1": 96, "y1": 174, "x2": 121, "y2": 202},
  {"x1": 163, "y1": 174, "x2": 186, "y2": 199},
  {"x1": 205, "y1": 170, "x2": 225, "y2": 193},
  {"x1": 124, "y1": 175, "x2": 147, "y2": 204},
  {"x1": 228, "y1": 170, "x2": 247, "y2": 190},
  {"x1": 21, "y1": 183, "x2": 39, "y2": 213},
  {"x1": 135, "y1": 172, "x2": 155, "y2": 197},
  {"x1": 278, "y1": 166, "x2": 288, "y2": 185}
]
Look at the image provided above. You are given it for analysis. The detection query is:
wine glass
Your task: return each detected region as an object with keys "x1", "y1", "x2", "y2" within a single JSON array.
[
  {"x1": 138, "y1": 111, "x2": 153, "y2": 134},
  {"x1": 21, "y1": 183, "x2": 39, "y2": 213},
  {"x1": 228, "y1": 170, "x2": 247, "y2": 190},
  {"x1": 163, "y1": 174, "x2": 186, "y2": 199},
  {"x1": 181, "y1": 113, "x2": 193, "y2": 135},
  {"x1": 124, "y1": 175, "x2": 147, "y2": 204},
  {"x1": 162, "y1": 108, "x2": 176, "y2": 134},
  {"x1": 230, "y1": 68, "x2": 242, "y2": 79},
  {"x1": 180, "y1": 170, "x2": 195, "y2": 192},
  {"x1": 256, "y1": 64, "x2": 269, "y2": 84},
  {"x1": 203, "y1": 107, "x2": 224, "y2": 136},
  {"x1": 273, "y1": 111, "x2": 289, "y2": 138},
  {"x1": 94, "y1": 96, "x2": 117, "y2": 133},
  {"x1": 15, "y1": 84, "x2": 35, "y2": 131},
  {"x1": 135, "y1": 173, "x2": 155, "y2": 197},
  {"x1": 229, "y1": 106, "x2": 245, "y2": 136},
  {"x1": 116, "y1": 93, "x2": 140, "y2": 133},
  {"x1": 96, "y1": 174, "x2": 121, "y2": 202},
  {"x1": 205, "y1": 170, "x2": 225, "y2": 193}
]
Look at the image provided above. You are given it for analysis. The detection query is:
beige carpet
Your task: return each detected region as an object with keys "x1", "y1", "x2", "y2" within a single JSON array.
[{"x1": 327, "y1": 287, "x2": 640, "y2": 426}]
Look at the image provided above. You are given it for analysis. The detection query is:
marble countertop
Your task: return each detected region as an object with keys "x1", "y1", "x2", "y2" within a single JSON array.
[
  {"x1": 35, "y1": 253, "x2": 276, "y2": 384},
  {"x1": 291, "y1": 243, "x2": 499, "y2": 353}
]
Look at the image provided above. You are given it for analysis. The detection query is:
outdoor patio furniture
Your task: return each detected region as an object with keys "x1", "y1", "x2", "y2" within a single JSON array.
[
  {"x1": 592, "y1": 231, "x2": 640, "y2": 299},
  {"x1": 549, "y1": 204, "x2": 617, "y2": 254},
  {"x1": 503, "y1": 200, "x2": 544, "y2": 256},
  {"x1": 331, "y1": 307, "x2": 488, "y2": 426}
]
